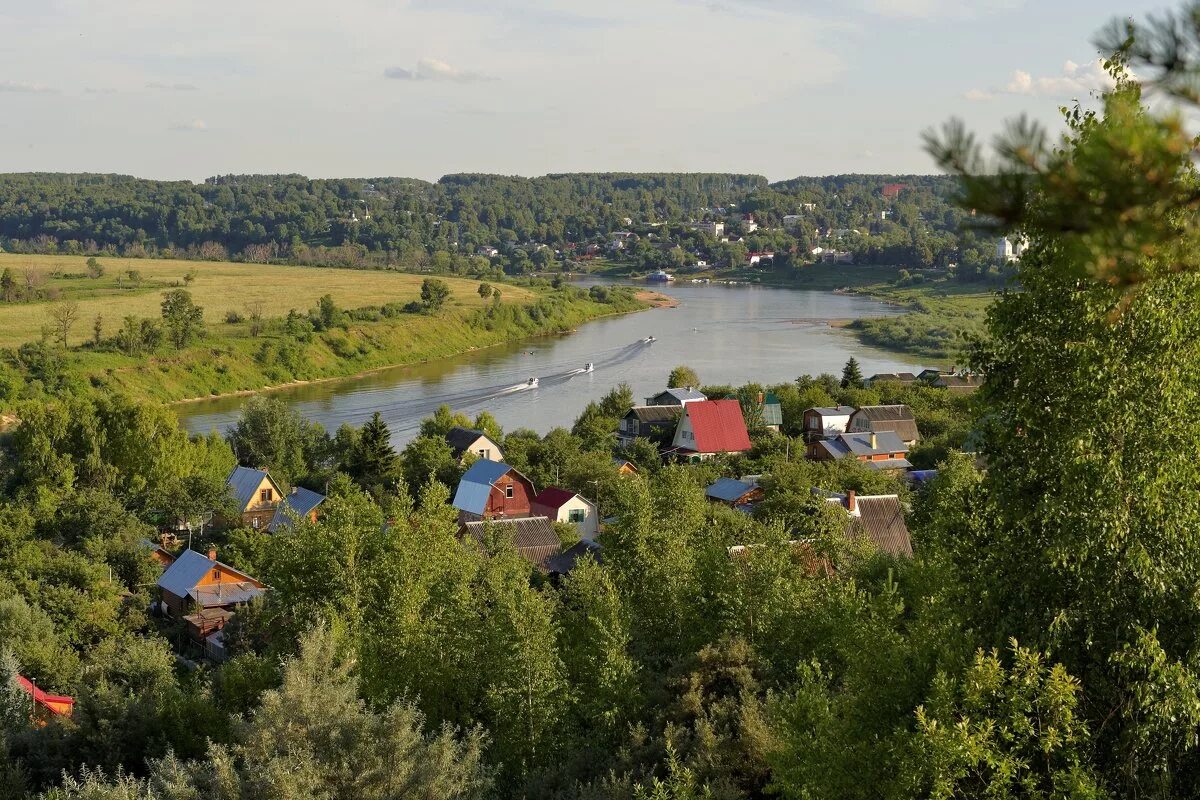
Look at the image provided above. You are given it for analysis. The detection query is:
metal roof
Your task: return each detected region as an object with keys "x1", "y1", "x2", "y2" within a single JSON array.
[
  {"x1": 452, "y1": 460, "x2": 522, "y2": 515},
  {"x1": 268, "y1": 486, "x2": 326, "y2": 532},
  {"x1": 817, "y1": 431, "x2": 908, "y2": 459},
  {"x1": 445, "y1": 426, "x2": 498, "y2": 457},
  {"x1": 157, "y1": 549, "x2": 264, "y2": 607},
  {"x1": 807, "y1": 406, "x2": 856, "y2": 417},
  {"x1": 866, "y1": 458, "x2": 913, "y2": 471},
  {"x1": 648, "y1": 387, "x2": 707, "y2": 404},
  {"x1": 463, "y1": 516, "x2": 562, "y2": 569},
  {"x1": 684, "y1": 399, "x2": 752, "y2": 453},
  {"x1": 706, "y1": 478, "x2": 759, "y2": 503},
  {"x1": 227, "y1": 466, "x2": 275, "y2": 509},
  {"x1": 546, "y1": 540, "x2": 603, "y2": 575},
  {"x1": 625, "y1": 405, "x2": 683, "y2": 424},
  {"x1": 532, "y1": 486, "x2": 583, "y2": 511}
]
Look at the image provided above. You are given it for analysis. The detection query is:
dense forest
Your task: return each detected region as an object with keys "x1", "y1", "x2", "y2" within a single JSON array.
[{"x1": 0, "y1": 171, "x2": 994, "y2": 275}]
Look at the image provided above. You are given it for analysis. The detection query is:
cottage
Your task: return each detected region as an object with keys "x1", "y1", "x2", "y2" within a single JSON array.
[
  {"x1": 268, "y1": 486, "x2": 326, "y2": 532},
  {"x1": 671, "y1": 399, "x2": 753, "y2": 460},
  {"x1": 705, "y1": 477, "x2": 763, "y2": 508},
  {"x1": 452, "y1": 460, "x2": 535, "y2": 523},
  {"x1": 802, "y1": 405, "x2": 856, "y2": 441},
  {"x1": 225, "y1": 466, "x2": 285, "y2": 530},
  {"x1": 15, "y1": 676, "x2": 74, "y2": 723},
  {"x1": 807, "y1": 431, "x2": 911, "y2": 472},
  {"x1": 445, "y1": 426, "x2": 505, "y2": 463},
  {"x1": 157, "y1": 548, "x2": 266, "y2": 618},
  {"x1": 847, "y1": 405, "x2": 920, "y2": 446},
  {"x1": 645, "y1": 387, "x2": 707, "y2": 407},
  {"x1": 823, "y1": 490, "x2": 913, "y2": 557},
  {"x1": 612, "y1": 458, "x2": 639, "y2": 476},
  {"x1": 546, "y1": 539, "x2": 603, "y2": 577},
  {"x1": 745, "y1": 392, "x2": 783, "y2": 432},
  {"x1": 532, "y1": 487, "x2": 600, "y2": 541},
  {"x1": 864, "y1": 372, "x2": 917, "y2": 387},
  {"x1": 932, "y1": 374, "x2": 982, "y2": 394},
  {"x1": 462, "y1": 516, "x2": 562, "y2": 570},
  {"x1": 619, "y1": 405, "x2": 683, "y2": 444}
]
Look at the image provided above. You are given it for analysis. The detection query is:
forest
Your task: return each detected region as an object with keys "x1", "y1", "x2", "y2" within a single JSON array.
[{"x1": 5, "y1": 5, "x2": 1200, "y2": 799}]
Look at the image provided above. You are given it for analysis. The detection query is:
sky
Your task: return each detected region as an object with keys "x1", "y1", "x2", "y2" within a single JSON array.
[{"x1": 0, "y1": 0, "x2": 1169, "y2": 182}]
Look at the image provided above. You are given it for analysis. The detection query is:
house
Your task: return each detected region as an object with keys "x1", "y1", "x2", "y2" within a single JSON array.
[
  {"x1": 917, "y1": 368, "x2": 954, "y2": 383},
  {"x1": 445, "y1": 426, "x2": 505, "y2": 463},
  {"x1": 746, "y1": 251, "x2": 775, "y2": 266},
  {"x1": 546, "y1": 539, "x2": 603, "y2": 578},
  {"x1": 619, "y1": 405, "x2": 683, "y2": 444},
  {"x1": 882, "y1": 183, "x2": 906, "y2": 199},
  {"x1": 157, "y1": 548, "x2": 266, "y2": 618},
  {"x1": 802, "y1": 406, "x2": 856, "y2": 441},
  {"x1": 705, "y1": 477, "x2": 763, "y2": 508},
  {"x1": 996, "y1": 236, "x2": 1027, "y2": 262},
  {"x1": 462, "y1": 516, "x2": 562, "y2": 570},
  {"x1": 15, "y1": 676, "x2": 74, "y2": 723},
  {"x1": 532, "y1": 487, "x2": 600, "y2": 542},
  {"x1": 477, "y1": 246, "x2": 499, "y2": 258},
  {"x1": 267, "y1": 486, "x2": 326, "y2": 532},
  {"x1": 932, "y1": 374, "x2": 982, "y2": 394},
  {"x1": 864, "y1": 372, "x2": 917, "y2": 387},
  {"x1": 783, "y1": 214, "x2": 803, "y2": 229},
  {"x1": 225, "y1": 466, "x2": 284, "y2": 530},
  {"x1": 807, "y1": 431, "x2": 912, "y2": 472},
  {"x1": 823, "y1": 490, "x2": 913, "y2": 557},
  {"x1": 745, "y1": 392, "x2": 783, "y2": 432},
  {"x1": 847, "y1": 405, "x2": 920, "y2": 446},
  {"x1": 671, "y1": 399, "x2": 753, "y2": 460},
  {"x1": 140, "y1": 538, "x2": 177, "y2": 568},
  {"x1": 691, "y1": 221, "x2": 725, "y2": 238},
  {"x1": 742, "y1": 214, "x2": 758, "y2": 233},
  {"x1": 451, "y1": 460, "x2": 535, "y2": 523},
  {"x1": 645, "y1": 387, "x2": 707, "y2": 407},
  {"x1": 612, "y1": 458, "x2": 639, "y2": 476}
]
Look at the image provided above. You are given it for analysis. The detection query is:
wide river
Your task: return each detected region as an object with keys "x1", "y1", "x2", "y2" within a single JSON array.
[{"x1": 176, "y1": 281, "x2": 922, "y2": 446}]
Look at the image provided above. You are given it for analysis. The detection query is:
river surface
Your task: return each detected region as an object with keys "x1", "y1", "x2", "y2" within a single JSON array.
[{"x1": 176, "y1": 281, "x2": 922, "y2": 446}]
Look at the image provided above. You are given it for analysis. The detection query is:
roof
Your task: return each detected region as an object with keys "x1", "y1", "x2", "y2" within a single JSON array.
[
  {"x1": 546, "y1": 539, "x2": 603, "y2": 575},
  {"x1": 814, "y1": 431, "x2": 908, "y2": 459},
  {"x1": 851, "y1": 405, "x2": 920, "y2": 442},
  {"x1": 684, "y1": 399, "x2": 752, "y2": 454},
  {"x1": 934, "y1": 375, "x2": 982, "y2": 391},
  {"x1": 866, "y1": 458, "x2": 914, "y2": 471},
  {"x1": 867, "y1": 372, "x2": 917, "y2": 384},
  {"x1": 445, "y1": 426, "x2": 495, "y2": 457},
  {"x1": 851, "y1": 495, "x2": 913, "y2": 557},
  {"x1": 157, "y1": 549, "x2": 264, "y2": 607},
  {"x1": 625, "y1": 405, "x2": 683, "y2": 424},
  {"x1": 533, "y1": 486, "x2": 582, "y2": 511},
  {"x1": 226, "y1": 465, "x2": 274, "y2": 509},
  {"x1": 16, "y1": 676, "x2": 74, "y2": 715},
  {"x1": 612, "y1": 457, "x2": 638, "y2": 471},
  {"x1": 267, "y1": 486, "x2": 326, "y2": 532},
  {"x1": 759, "y1": 393, "x2": 783, "y2": 427},
  {"x1": 807, "y1": 405, "x2": 856, "y2": 417},
  {"x1": 452, "y1": 460, "x2": 523, "y2": 515},
  {"x1": 463, "y1": 516, "x2": 563, "y2": 570},
  {"x1": 651, "y1": 387, "x2": 707, "y2": 404},
  {"x1": 706, "y1": 478, "x2": 759, "y2": 503}
]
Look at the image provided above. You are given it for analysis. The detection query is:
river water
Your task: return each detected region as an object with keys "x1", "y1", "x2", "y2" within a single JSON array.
[{"x1": 176, "y1": 281, "x2": 922, "y2": 445}]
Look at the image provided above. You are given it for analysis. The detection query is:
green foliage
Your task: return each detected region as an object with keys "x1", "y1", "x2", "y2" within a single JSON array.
[
  {"x1": 159, "y1": 289, "x2": 203, "y2": 350},
  {"x1": 668, "y1": 366, "x2": 700, "y2": 389},
  {"x1": 226, "y1": 395, "x2": 329, "y2": 488},
  {"x1": 421, "y1": 278, "x2": 452, "y2": 313},
  {"x1": 840, "y1": 357, "x2": 863, "y2": 389}
]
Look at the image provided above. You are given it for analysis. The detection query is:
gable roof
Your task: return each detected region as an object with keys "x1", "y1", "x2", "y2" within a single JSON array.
[
  {"x1": 452, "y1": 460, "x2": 528, "y2": 515},
  {"x1": 16, "y1": 676, "x2": 74, "y2": 717},
  {"x1": 706, "y1": 478, "x2": 759, "y2": 503},
  {"x1": 533, "y1": 486, "x2": 584, "y2": 511},
  {"x1": 625, "y1": 405, "x2": 683, "y2": 424},
  {"x1": 866, "y1": 372, "x2": 917, "y2": 384},
  {"x1": 683, "y1": 399, "x2": 752, "y2": 453},
  {"x1": 157, "y1": 549, "x2": 264, "y2": 607},
  {"x1": 850, "y1": 495, "x2": 913, "y2": 557},
  {"x1": 546, "y1": 539, "x2": 603, "y2": 576},
  {"x1": 651, "y1": 387, "x2": 707, "y2": 404},
  {"x1": 612, "y1": 457, "x2": 638, "y2": 472},
  {"x1": 851, "y1": 405, "x2": 920, "y2": 442},
  {"x1": 815, "y1": 431, "x2": 909, "y2": 460},
  {"x1": 806, "y1": 405, "x2": 856, "y2": 418},
  {"x1": 226, "y1": 466, "x2": 278, "y2": 509},
  {"x1": 268, "y1": 486, "x2": 326, "y2": 532},
  {"x1": 463, "y1": 516, "x2": 563, "y2": 570},
  {"x1": 445, "y1": 426, "x2": 498, "y2": 457}
]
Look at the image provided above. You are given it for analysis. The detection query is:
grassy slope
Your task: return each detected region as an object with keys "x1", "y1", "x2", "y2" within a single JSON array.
[
  {"x1": 0, "y1": 253, "x2": 534, "y2": 347},
  {"x1": 2, "y1": 254, "x2": 645, "y2": 404}
]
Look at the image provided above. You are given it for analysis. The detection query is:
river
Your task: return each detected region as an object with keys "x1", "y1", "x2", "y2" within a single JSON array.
[{"x1": 176, "y1": 281, "x2": 921, "y2": 445}]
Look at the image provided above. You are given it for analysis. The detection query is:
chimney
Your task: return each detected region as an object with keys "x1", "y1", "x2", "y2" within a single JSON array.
[
  {"x1": 846, "y1": 489, "x2": 857, "y2": 513},
  {"x1": 870, "y1": 432, "x2": 877, "y2": 449},
  {"x1": 207, "y1": 547, "x2": 217, "y2": 562},
  {"x1": 757, "y1": 391, "x2": 764, "y2": 404}
]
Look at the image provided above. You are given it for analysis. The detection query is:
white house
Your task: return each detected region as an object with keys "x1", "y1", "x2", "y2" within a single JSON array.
[
  {"x1": 532, "y1": 488, "x2": 600, "y2": 542},
  {"x1": 691, "y1": 221, "x2": 725, "y2": 238},
  {"x1": 996, "y1": 236, "x2": 1027, "y2": 262},
  {"x1": 445, "y1": 426, "x2": 505, "y2": 464},
  {"x1": 801, "y1": 406, "x2": 856, "y2": 439}
]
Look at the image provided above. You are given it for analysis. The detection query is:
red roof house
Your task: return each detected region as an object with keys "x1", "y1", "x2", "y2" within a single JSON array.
[
  {"x1": 670, "y1": 399, "x2": 752, "y2": 460},
  {"x1": 882, "y1": 183, "x2": 906, "y2": 199},
  {"x1": 16, "y1": 676, "x2": 74, "y2": 722}
]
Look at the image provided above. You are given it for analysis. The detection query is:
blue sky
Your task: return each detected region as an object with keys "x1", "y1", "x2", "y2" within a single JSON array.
[{"x1": 0, "y1": 0, "x2": 1167, "y2": 181}]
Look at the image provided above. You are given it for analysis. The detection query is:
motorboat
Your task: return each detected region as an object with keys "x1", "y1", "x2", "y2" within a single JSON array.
[
  {"x1": 526, "y1": 377, "x2": 539, "y2": 388},
  {"x1": 583, "y1": 363, "x2": 594, "y2": 373},
  {"x1": 643, "y1": 336, "x2": 656, "y2": 343}
]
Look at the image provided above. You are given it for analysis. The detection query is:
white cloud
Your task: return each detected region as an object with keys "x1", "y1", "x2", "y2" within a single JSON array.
[
  {"x1": 967, "y1": 59, "x2": 1115, "y2": 102},
  {"x1": 0, "y1": 80, "x2": 57, "y2": 93},
  {"x1": 963, "y1": 87, "x2": 993, "y2": 101},
  {"x1": 169, "y1": 119, "x2": 208, "y2": 132},
  {"x1": 147, "y1": 81, "x2": 199, "y2": 91},
  {"x1": 384, "y1": 58, "x2": 493, "y2": 82}
]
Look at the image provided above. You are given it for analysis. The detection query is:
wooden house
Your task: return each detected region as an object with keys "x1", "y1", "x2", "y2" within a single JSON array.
[
  {"x1": 847, "y1": 405, "x2": 920, "y2": 446},
  {"x1": 619, "y1": 405, "x2": 682, "y2": 445},
  {"x1": 807, "y1": 431, "x2": 911, "y2": 472},
  {"x1": 267, "y1": 486, "x2": 326, "y2": 532},
  {"x1": 705, "y1": 478, "x2": 763, "y2": 508},
  {"x1": 823, "y1": 490, "x2": 913, "y2": 557},
  {"x1": 462, "y1": 516, "x2": 562, "y2": 570},
  {"x1": 645, "y1": 387, "x2": 707, "y2": 407},
  {"x1": 802, "y1": 405, "x2": 856, "y2": 441},
  {"x1": 16, "y1": 676, "x2": 74, "y2": 723},
  {"x1": 225, "y1": 466, "x2": 283, "y2": 530},
  {"x1": 445, "y1": 426, "x2": 505, "y2": 463},
  {"x1": 451, "y1": 460, "x2": 536, "y2": 523},
  {"x1": 612, "y1": 458, "x2": 639, "y2": 476},
  {"x1": 670, "y1": 399, "x2": 752, "y2": 461},
  {"x1": 157, "y1": 548, "x2": 266, "y2": 618},
  {"x1": 532, "y1": 487, "x2": 600, "y2": 541}
]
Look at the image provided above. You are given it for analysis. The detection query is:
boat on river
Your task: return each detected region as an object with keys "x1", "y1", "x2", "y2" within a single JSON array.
[{"x1": 646, "y1": 270, "x2": 674, "y2": 282}]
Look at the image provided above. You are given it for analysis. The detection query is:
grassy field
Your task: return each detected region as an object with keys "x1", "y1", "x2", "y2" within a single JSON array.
[
  {"x1": 844, "y1": 280, "x2": 996, "y2": 362},
  {"x1": 0, "y1": 254, "x2": 534, "y2": 348}
]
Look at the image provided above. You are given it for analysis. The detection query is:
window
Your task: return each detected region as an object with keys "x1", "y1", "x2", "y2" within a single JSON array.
[
  {"x1": 260, "y1": 488, "x2": 273, "y2": 503},
  {"x1": 568, "y1": 509, "x2": 586, "y2": 523},
  {"x1": 479, "y1": 448, "x2": 490, "y2": 459},
  {"x1": 505, "y1": 484, "x2": 514, "y2": 499},
  {"x1": 252, "y1": 517, "x2": 260, "y2": 529},
  {"x1": 212, "y1": 569, "x2": 221, "y2": 581}
]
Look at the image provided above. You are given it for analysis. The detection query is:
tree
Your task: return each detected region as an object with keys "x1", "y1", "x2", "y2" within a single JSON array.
[
  {"x1": 227, "y1": 395, "x2": 329, "y2": 487},
  {"x1": 182, "y1": 269, "x2": 196, "y2": 286},
  {"x1": 160, "y1": 289, "x2": 203, "y2": 349},
  {"x1": 246, "y1": 299, "x2": 265, "y2": 337},
  {"x1": 668, "y1": 365, "x2": 700, "y2": 389},
  {"x1": 347, "y1": 412, "x2": 399, "y2": 494},
  {"x1": 124, "y1": 269, "x2": 141, "y2": 287},
  {"x1": 0, "y1": 268, "x2": 14, "y2": 302},
  {"x1": 477, "y1": 282, "x2": 492, "y2": 300},
  {"x1": 840, "y1": 357, "x2": 863, "y2": 389},
  {"x1": 92, "y1": 314, "x2": 103, "y2": 347},
  {"x1": 85, "y1": 257, "x2": 104, "y2": 278},
  {"x1": 46, "y1": 300, "x2": 80, "y2": 348},
  {"x1": 421, "y1": 278, "x2": 451, "y2": 313}
]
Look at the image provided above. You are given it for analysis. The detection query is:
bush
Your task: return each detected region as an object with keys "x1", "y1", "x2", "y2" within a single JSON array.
[{"x1": 225, "y1": 310, "x2": 244, "y2": 324}]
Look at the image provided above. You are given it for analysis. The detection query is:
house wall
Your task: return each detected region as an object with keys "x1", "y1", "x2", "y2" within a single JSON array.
[
  {"x1": 483, "y1": 473, "x2": 534, "y2": 519},
  {"x1": 672, "y1": 412, "x2": 697, "y2": 451},
  {"x1": 555, "y1": 497, "x2": 600, "y2": 541},
  {"x1": 465, "y1": 435, "x2": 504, "y2": 462},
  {"x1": 240, "y1": 474, "x2": 281, "y2": 530}
]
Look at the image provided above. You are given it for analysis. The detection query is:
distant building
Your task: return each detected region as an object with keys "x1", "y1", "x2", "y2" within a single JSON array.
[
  {"x1": 671, "y1": 399, "x2": 753, "y2": 461},
  {"x1": 783, "y1": 214, "x2": 803, "y2": 229},
  {"x1": 882, "y1": 183, "x2": 906, "y2": 199},
  {"x1": 746, "y1": 251, "x2": 775, "y2": 266},
  {"x1": 807, "y1": 431, "x2": 912, "y2": 473},
  {"x1": 546, "y1": 539, "x2": 603, "y2": 577},
  {"x1": 619, "y1": 405, "x2": 683, "y2": 445},
  {"x1": 847, "y1": 405, "x2": 920, "y2": 446},
  {"x1": 705, "y1": 477, "x2": 763, "y2": 509},
  {"x1": 477, "y1": 246, "x2": 499, "y2": 258},
  {"x1": 864, "y1": 372, "x2": 917, "y2": 387},
  {"x1": 691, "y1": 221, "x2": 725, "y2": 238},
  {"x1": 612, "y1": 457, "x2": 640, "y2": 476},
  {"x1": 996, "y1": 236, "x2": 1027, "y2": 262},
  {"x1": 823, "y1": 490, "x2": 913, "y2": 557},
  {"x1": 462, "y1": 516, "x2": 562, "y2": 571},
  {"x1": 15, "y1": 676, "x2": 74, "y2": 723},
  {"x1": 645, "y1": 387, "x2": 707, "y2": 407},
  {"x1": 445, "y1": 426, "x2": 505, "y2": 464},
  {"x1": 802, "y1": 405, "x2": 856, "y2": 440},
  {"x1": 532, "y1": 487, "x2": 600, "y2": 541},
  {"x1": 742, "y1": 214, "x2": 758, "y2": 233}
]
